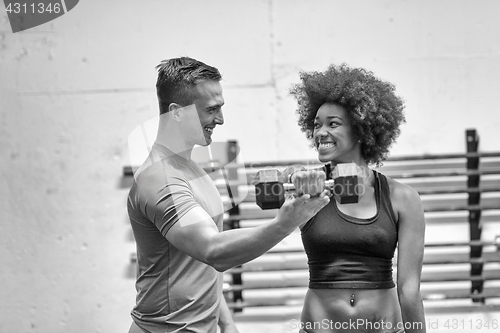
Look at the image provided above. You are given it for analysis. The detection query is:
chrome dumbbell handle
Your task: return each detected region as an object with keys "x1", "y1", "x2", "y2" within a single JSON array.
[{"x1": 282, "y1": 179, "x2": 335, "y2": 193}]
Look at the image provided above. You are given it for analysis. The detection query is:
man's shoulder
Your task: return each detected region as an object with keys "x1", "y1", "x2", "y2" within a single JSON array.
[{"x1": 135, "y1": 159, "x2": 188, "y2": 187}]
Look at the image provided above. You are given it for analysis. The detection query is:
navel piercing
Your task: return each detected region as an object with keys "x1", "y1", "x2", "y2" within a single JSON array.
[{"x1": 350, "y1": 294, "x2": 355, "y2": 307}]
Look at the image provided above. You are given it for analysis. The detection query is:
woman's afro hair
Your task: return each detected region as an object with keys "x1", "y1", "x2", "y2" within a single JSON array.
[{"x1": 290, "y1": 63, "x2": 406, "y2": 166}]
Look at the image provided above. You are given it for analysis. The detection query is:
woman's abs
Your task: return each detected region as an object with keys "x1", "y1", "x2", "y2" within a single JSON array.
[{"x1": 300, "y1": 287, "x2": 403, "y2": 332}]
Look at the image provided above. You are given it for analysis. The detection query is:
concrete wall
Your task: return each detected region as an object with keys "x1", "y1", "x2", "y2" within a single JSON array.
[{"x1": 1, "y1": 0, "x2": 499, "y2": 332}]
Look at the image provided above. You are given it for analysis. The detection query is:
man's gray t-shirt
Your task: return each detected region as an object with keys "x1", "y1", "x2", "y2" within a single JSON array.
[{"x1": 128, "y1": 143, "x2": 224, "y2": 332}]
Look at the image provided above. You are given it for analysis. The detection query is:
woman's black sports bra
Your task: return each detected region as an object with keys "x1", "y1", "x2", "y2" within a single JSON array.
[{"x1": 301, "y1": 170, "x2": 398, "y2": 289}]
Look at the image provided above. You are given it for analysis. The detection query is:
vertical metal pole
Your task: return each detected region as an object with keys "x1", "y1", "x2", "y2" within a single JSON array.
[{"x1": 466, "y1": 129, "x2": 484, "y2": 303}]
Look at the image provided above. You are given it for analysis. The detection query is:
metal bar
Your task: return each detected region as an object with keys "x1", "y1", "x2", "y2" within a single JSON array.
[{"x1": 466, "y1": 129, "x2": 485, "y2": 303}]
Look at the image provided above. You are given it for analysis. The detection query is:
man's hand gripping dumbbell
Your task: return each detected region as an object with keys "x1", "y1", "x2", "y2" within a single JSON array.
[{"x1": 255, "y1": 163, "x2": 360, "y2": 209}]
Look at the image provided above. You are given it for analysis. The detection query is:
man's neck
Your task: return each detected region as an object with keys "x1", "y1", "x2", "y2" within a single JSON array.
[
  {"x1": 154, "y1": 113, "x2": 195, "y2": 160},
  {"x1": 154, "y1": 139, "x2": 193, "y2": 161}
]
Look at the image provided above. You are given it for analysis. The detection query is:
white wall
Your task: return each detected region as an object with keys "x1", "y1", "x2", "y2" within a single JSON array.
[{"x1": 1, "y1": 0, "x2": 499, "y2": 332}]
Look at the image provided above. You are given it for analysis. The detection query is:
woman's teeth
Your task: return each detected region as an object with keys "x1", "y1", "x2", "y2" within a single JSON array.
[
  {"x1": 205, "y1": 127, "x2": 213, "y2": 134},
  {"x1": 318, "y1": 142, "x2": 335, "y2": 148}
]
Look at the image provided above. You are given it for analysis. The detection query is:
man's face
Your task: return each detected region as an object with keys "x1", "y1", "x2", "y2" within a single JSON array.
[{"x1": 182, "y1": 80, "x2": 225, "y2": 147}]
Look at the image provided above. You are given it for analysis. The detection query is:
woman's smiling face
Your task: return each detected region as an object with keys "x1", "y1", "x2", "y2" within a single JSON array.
[{"x1": 313, "y1": 103, "x2": 361, "y2": 164}]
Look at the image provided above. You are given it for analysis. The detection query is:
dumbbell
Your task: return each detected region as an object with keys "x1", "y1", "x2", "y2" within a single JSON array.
[{"x1": 254, "y1": 163, "x2": 360, "y2": 209}]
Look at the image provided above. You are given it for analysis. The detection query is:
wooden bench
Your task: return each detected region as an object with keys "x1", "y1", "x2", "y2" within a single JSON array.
[{"x1": 125, "y1": 129, "x2": 500, "y2": 319}]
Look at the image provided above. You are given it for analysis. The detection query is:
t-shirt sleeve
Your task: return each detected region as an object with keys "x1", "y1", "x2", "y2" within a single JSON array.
[{"x1": 134, "y1": 165, "x2": 201, "y2": 236}]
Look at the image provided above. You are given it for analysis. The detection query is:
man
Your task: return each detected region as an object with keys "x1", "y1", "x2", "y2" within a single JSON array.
[{"x1": 127, "y1": 57, "x2": 329, "y2": 333}]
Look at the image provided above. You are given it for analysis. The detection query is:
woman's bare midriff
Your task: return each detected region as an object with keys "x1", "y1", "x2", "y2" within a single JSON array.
[{"x1": 300, "y1": 287, "x2": 403, "y2": 333}]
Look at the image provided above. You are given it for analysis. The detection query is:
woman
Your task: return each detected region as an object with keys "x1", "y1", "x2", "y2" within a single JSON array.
[{"x1": 289, "y1": 64, "x2": 426, "y2": 333}]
